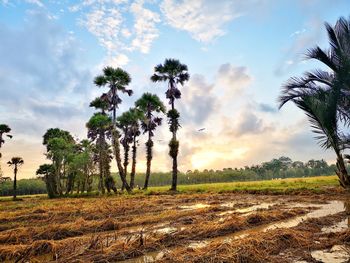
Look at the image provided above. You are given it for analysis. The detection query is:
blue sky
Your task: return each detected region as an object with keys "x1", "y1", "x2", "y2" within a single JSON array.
[{"x1": 0, "y1": 0, "x2": 349, "y2": 178}]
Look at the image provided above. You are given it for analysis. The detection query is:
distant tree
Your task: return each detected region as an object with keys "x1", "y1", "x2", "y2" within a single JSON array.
[
  {"x1": 135, "y1": 93, "x2": 165, "y2": 189},
  {"x1": 151, "y1": 59, "x2": 189, "y2": 191},
  {"x1": 292, "y1": 161, "x2": 304, "y2": 169},
  {"x1": 94, "y1": 66, "x2": 133, "y2": 192},
  {"x1": 7, "y1": 157, "x2": 23, "y2": 200},
  {"x1": 279, "y1": 17, "x2": 350, "y2": 188},
  {"x1": 43, "y1": 128, "x2": 75, "y2": 195}
]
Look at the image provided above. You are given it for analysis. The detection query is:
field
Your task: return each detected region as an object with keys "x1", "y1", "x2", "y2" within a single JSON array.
[{"x1": 0, "y1": 176, "x2": 349, "y2": 262}]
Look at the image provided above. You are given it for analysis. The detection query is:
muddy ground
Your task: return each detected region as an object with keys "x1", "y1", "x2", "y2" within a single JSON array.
[{"x1": 0, "y1": 192, "x2": 349, "y2": 262}]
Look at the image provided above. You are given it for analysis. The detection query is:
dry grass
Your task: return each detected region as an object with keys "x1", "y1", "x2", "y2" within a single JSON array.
[{"x1": 0, "y1": 192, "x2": 348, "y2": 262}]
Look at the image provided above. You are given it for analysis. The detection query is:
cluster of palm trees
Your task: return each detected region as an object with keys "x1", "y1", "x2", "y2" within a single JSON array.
[
  {"x1": 0, "y1": 124, "x2": 24, "y2": 199},
  {"x1": 38, "y1": 58, "x2": 189, "y2": 197},
  {"x1": 87, "y1": 58, "x2": 189, "y2": 193},
  {"x1": 279, "y1": 16, "x2": 350, "y2": 189}
]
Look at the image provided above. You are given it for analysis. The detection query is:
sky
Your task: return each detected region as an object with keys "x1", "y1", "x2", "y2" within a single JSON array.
[{"x1": 0, "y1": 0, "x2": 349, "y2": 179}]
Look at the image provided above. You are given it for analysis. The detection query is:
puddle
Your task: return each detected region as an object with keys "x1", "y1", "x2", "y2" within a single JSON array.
[
  {"x1": 122, "y1": 251, "x2": 166, "y2": 263},
  {"x1": 188, "y1": 240, "x2": 209, "y2": 249},
  {"x1": 219, "y1": 202, "x2": 276, "y2": 216},
  {"x1": 236, "y1": 203, "x2": 276, "y2": 214},
  {"x1": 311, "y1": 245, "x2": 349, "y2": 263},
  {"x1": 322, "y1": 218, "x2": 349, "y2": 233},
  {"x1": 264, "y1": 201, "x2": 346, "y2": 231},
  {"x1": 178, "y1": 203, "x2": 210, "y2": 210},
  {"x1": 155, "y1": 227, "x2": 177, "y2": 234},
  {"x1": 121, "y1": 200, "x2": 349, "y2": 263},
  {"x1": 220, "y1": 201, "x2": 238, "y2": 208}
]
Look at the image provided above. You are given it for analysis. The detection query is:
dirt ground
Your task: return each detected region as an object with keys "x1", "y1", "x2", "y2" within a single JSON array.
[{"x1": 0, "y1": 192, "x2": 349, "y2": 262}]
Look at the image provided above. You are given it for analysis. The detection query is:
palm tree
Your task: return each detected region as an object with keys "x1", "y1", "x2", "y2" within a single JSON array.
[
  {"x1": 94, "y1": 66, "x2": 133, "y2": 192},
  {"x1": 117, "y1": 111, "x2": 133, "y2": 184},
  {"x1": 0, "y1": 124, "x2": 12, "y2": 151},
  {"x1": 125, "y1": 108, "x2": 143, "y2": 189},
  {"x1": 151, "y1": 59, "x2": 189, "y2": 191},
  {"x1": 116, "y1": 109, "x2": 143, "y2": 189},
  {"x1": 7, "y1": 157, "x2": 23, "y2": 200},
  {"x1": 89, "y1": 95, "x2": 109, "y2": 114},
  {"x1": 0, "y1": 124, "x2": 12, "y2": 178},
  {"x1": 86, "y1": 113, "x2": 112, "y2": 194},
  {"x1": 135, "y1": 93, "x2": 166, "y2": 189},
  {"x1": 279, "y1": 16, "x2": 350, "y2": 188},
  {"x1": 36, "y1": 164, "x2": 56, "y2": 198},
  {"x1": 78, "y1": 139, "x2": 96, "y2": 193}
]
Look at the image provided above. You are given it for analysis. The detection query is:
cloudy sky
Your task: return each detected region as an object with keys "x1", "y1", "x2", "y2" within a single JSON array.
[{"x1": 0, "y1": 0, "x2": 349, "y2": 179}]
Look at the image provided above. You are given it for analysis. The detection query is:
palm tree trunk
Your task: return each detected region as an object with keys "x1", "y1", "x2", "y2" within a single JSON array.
[
  {"x1": 13, "y1": 165, "x2": 17, "y2": 199},
  {"x1": 98, "y1": 135, "x2": 105, "y2": 194},
  {"x1": 170, "y1": 100, "x2": 178, "y2": 191},
  {"x1": 112, "y1": 129, "x2": 131, "y2": 193},
  {"x1": 55, "y1": 160, "x2": 63, "y2": 196},
  {"x1": 130, "y1": 135, "x2": 137, "y2": 189},
  {"x1": 335, "y1": 150, "x2": 350, "y2": 189},
  {"x1": 144, "y1": 133, "x2": 153, "y2": 189},
  {"x1": 123, "y1": 140, "x2": 129, "y2": 181}
]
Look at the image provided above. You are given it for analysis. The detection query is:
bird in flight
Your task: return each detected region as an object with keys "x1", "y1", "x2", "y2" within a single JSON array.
[{"x1": 198, "y1": 128, "x2": 205, "y2": 132}]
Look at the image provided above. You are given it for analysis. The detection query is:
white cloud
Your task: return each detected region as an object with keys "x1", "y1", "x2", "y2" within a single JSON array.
[
  {"x1": 83, "y1": 7, "x2": 123, "y2": 54},
  {"x1": 160, "y1": 0, "x2": 239, "y2": 42},
  {"x1": 178, "y1": 74, "x2": 216, "y2": 125},
  {"x1": 216, "y1": 63, "x2": 252, "y2": 96},
  {"x1": 130, "y1": 0, "x2": 160, "y2": 53},
  {"x1": 73, "y1": 0, "x2": 161, "y2": 65},
  {"x1": 103, "y1": 54, "x2": 130, "y2": 67},
  {"x1": 25, "y1": 0, "x2": 44, "y2": 7}
]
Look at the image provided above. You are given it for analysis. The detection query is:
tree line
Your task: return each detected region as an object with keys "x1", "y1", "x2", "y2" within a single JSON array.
[{"x1": 0, "y1": 156, "x2": 337, "y2": 196}]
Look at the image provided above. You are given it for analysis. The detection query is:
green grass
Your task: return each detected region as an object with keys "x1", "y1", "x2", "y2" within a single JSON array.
[
  {"x1": 144, "y1": 175, "x2": 341, "y2": 195},
  {"x1": 0, "y1": 175, "x2": 342, "y2": 200}
]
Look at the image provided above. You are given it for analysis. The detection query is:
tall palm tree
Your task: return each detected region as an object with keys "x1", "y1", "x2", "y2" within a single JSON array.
[
  {"x1": 127, "y1": 108, "x2": 143, "y2": 189},
  {"x1": 117, "y1": 111, "x2": 134, "y2": 183},
  {"x1": 116, "y1": 109, "x2": 143, "y2": 189},
  {"x1": 7, "y1": 157, "x2": 23, "y2": 200},
  {"x1": 151, "y1": 59, "x2": 189, "y2": 191},
  {"x1": 94, "y1": 66, "x2": 133, "y2": 192},
  {"x1": 135, "y1": 93, "x2": 166, "y2": 189},
  {"x1": 279, "y1": 16, "x2": 350, "y2": 188}
]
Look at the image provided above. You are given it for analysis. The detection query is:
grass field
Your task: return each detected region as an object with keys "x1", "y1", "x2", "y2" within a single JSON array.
[
  {"x1": 145, "y1": 175, "x2": 341, "y2": 194},
  {"x1": 0, "y1": 175, "x2": 342, "y2": 201}
]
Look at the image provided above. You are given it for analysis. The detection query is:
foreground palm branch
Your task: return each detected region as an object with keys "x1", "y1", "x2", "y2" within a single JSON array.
[{"x1": 279, "y1": 16, "x2": 350, "y2": 188}]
